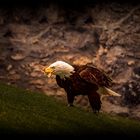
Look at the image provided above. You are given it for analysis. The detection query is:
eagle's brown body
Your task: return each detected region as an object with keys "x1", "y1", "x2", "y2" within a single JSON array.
[{"x1": 56, "y1": 64, "x2": 112, "y2": 112}]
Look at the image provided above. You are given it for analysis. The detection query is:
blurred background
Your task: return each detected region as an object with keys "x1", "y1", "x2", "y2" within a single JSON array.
[{"x1": 0, "y1": 0, "x2": 140, "y2": 119}]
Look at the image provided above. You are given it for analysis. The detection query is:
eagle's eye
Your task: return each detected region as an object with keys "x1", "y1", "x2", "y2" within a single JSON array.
[{"x1": 50, "y1": 66, "x2": 55, "y2": 69}]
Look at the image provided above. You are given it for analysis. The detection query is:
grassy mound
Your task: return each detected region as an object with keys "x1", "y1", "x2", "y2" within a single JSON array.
[{"x1": 0, "y1": 83, "x2": 140, "y2": 137}]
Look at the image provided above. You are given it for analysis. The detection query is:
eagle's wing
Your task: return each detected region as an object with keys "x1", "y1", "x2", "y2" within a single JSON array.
[{"x1": 79, "y1": 66, "x2": 112, "y2": 87}]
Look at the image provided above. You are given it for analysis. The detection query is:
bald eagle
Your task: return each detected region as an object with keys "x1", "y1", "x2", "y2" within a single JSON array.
[{"x1": 43, "y1": 61, "x2": 121, "y2": 112}]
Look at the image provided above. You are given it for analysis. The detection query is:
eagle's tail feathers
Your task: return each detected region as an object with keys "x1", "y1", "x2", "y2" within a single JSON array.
[{"x1": 97, "y1": 86, "x2": 121, "y2": 96}]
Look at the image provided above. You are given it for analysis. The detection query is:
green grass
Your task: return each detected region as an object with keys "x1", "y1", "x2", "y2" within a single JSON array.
[{"x1": 0, "y1": 82, "x2": 140, "y2": 137}]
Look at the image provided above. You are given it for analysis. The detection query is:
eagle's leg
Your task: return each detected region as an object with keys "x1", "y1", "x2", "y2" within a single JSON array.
[
  {"x1": 66, "y1": 92, "x2": 74, "y2": 107},
  {"x1": 88, "y1": 92, "x2": 101, "y2": 113}
]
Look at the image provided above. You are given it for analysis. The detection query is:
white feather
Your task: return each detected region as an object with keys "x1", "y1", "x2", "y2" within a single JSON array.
[{"x1": 48, "y1": 61, "x2": 75, "y2": 78}]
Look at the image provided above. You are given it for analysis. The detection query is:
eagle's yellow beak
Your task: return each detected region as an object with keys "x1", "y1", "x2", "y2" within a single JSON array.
[{"x1": 42, "y1": 67, "x2": 54, "y2": 78}]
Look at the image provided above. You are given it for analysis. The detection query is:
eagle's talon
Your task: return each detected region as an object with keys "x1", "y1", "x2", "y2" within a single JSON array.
[{"x1": 67, "y1": 104, "x2": 74, "y2": 107}]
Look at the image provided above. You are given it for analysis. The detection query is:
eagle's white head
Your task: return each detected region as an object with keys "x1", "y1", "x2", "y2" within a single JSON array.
[{"x1": 42, "y1": 61, "x2": 75, "y2": 79}]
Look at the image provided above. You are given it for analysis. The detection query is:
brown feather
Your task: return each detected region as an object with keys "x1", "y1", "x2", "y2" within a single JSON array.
[{"x1": 55, "y1": 64, "x2": 116, "y2": 112}]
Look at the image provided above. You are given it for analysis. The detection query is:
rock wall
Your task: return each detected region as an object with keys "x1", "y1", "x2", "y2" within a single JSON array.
[{"x1": 0, "y1": 1, "x2": 140, "y2": 119}]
